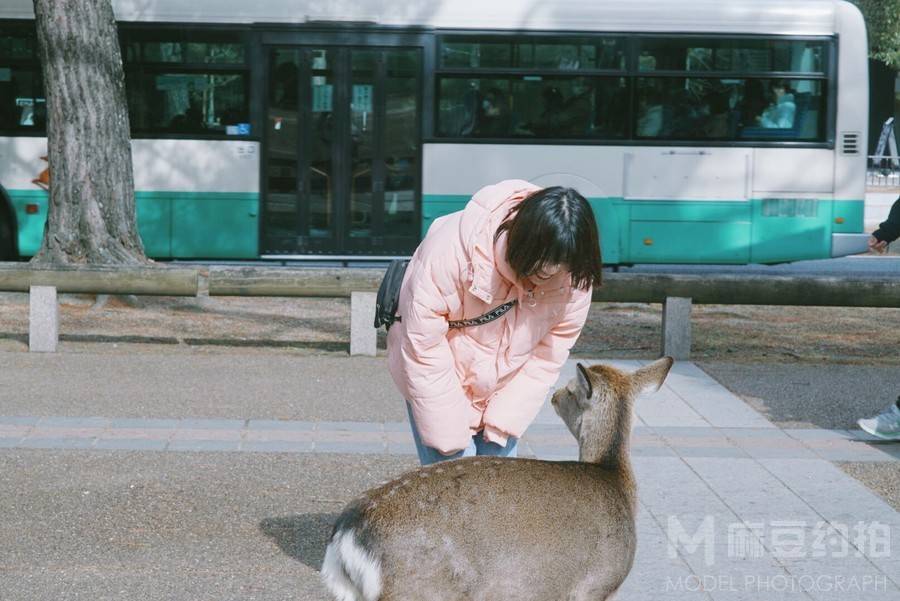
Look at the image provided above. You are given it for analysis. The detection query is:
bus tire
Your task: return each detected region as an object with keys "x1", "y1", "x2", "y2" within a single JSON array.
[{"x1": 0, "y1": 187, "x2": 19, "y2": 261}]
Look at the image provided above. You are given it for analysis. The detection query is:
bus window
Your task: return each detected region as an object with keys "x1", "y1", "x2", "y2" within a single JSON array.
[
  {"x1": 738, "y1": 79, "x2": 826, "y2": 140},
  {"x1": 0, "y1": 23, "x2": 45, "y2": 133},
  {"x1": 0, "y1": 26, "x2": 35, "y2": 60},
  {"x1": 634, "y1": 77, "x2": 826, "y2": 142},
  {"x1": 437, "y1": 75, "x2": 628, "y2": 139},
  {"x1": 638, "y1": 38, "x2": 827, "y2": 74},
  {"x1": 131, "y1": 39, "x2": 245, "y2": 65},
  {"x1": 121, "y1": 29, "x2": 249, "y2": 138},
  {"x1": 0, "y1": 66, "x2": 44, "y2": 131},
  {"x1": 441, "y1": 40, "x2": 512, "y2": 69},
  {"x1": 127, "y1": 72, "x2": 247, "y2": 135},
  {"x1": 440, "y1": 36, "x2": 625, "y2": 71},
  {"x1": 436, "y1": 34, "x2": 831, "y2": 145}
]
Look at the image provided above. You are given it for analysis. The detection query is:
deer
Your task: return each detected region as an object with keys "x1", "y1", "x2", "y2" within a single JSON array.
[{"x1": 321, "y1": 357, "x2": 674, "y2": 601}]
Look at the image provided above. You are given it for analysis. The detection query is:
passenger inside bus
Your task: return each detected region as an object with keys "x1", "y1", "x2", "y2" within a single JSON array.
[
  {"x1": 474, "y1": 87, "x2": 511, "y2": 137},
  {"x1": 701, "y1": 91, "x2": 731, "y2": 138},
  {"x1": 440, "y1": 85, "x2": 480, "y2": 137},
  {"x1": 757, "y1": 80, "x2": 796, "y2": 128},
  {"x1": 636, "y1": 88, "x2": 664, "y2": 137},
  {"x1": 556, "y1": 77, "x2": 595, "y2": 136},
  {"x1": 528, "y1": 79, "x2": 595, "y2": 137},
  {"x1": 739, "y1": 79, "x2": 768, "y2": 129},
  {"x1": 526, "y1": 85, "x2": 565, "y2": 137}
]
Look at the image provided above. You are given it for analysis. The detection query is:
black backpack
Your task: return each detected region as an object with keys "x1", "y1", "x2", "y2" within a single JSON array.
[{"x1": 374, "y1": 259, "x2": 409, "y2": 329}]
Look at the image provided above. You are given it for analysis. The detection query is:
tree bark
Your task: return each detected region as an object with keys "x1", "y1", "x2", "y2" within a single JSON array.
[{"x1": 31, "y1": 0, "x2": 148, "y2": 265}]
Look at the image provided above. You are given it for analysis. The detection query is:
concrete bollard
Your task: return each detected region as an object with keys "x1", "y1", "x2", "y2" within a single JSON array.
[
  {"x1": 29, "y1": 285, "x2": 59, "y2": 353},
  {"x1": 350, "y1": 291, "x2": 377, "y2": 356},
  {"x1": 661, "y1": 296, "x2": 692, "y2": 360}
]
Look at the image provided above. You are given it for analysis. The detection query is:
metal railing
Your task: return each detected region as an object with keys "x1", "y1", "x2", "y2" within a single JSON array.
[{"x1": 867, "y1": 155, "x2": 900, "y2": 189}]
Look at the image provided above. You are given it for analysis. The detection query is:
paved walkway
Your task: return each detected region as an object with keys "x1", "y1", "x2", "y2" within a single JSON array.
[
  {"x1": 1, "y1": 361, "x2": 896, "y2": 463},
  {"x1": 1, "y1": 360, "x2": 898, "y2": 600}
]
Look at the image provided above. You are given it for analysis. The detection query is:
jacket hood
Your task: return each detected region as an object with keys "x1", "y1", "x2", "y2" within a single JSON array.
[
  {"x1": 457, "y1": 180, "x2": 537, "y2": 304},
  {"x1": 457, "y1": 179, "x2": 578, "y2": 305}
]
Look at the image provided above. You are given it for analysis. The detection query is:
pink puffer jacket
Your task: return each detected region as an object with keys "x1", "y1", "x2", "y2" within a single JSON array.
[{"x1": 387, "y1": 180, "x2": 592, "y2": 454}]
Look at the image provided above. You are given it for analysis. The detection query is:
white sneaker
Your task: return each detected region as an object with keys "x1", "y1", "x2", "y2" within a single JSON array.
[{"x1": 857, "y1": 401, "x2": 900, "y2": 441}]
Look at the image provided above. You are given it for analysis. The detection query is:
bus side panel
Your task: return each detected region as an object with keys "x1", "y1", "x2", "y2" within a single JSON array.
[
  {"x1": 626, "y1": 201, "x2": 751, "y2": 264},
  {"x1": 136, "y1": 193, "x2": 172, "y2": 258},
  {"x1": 7, "y1": 191, "x2": 173, "y2": 259},
  {"x1": 422, "y1": 143, "x2": 625, "y2": 263},
  {"x1": 5, "y1": 190, "x2": 259, "y2": 260},
  {"x1": 9, "y1": 189, "x2": 47, "y2": 257},
  {"x1": 170, "y1": 192, "x2": 258, "y2": 259},
  {"x1": 587, "y1": 199, "x2": 625, "y2": 265},
  {"x1": 833, "y1": 0, "x2": 869, "y2": 205},
  {"x1": 133, "y1": 140, "x2": 259, "y2": 259},
  {"x1": 421, "y1": 194, "x2": 467, "y2": 237},
  {"x1": 832, "y1": 199, "x2": 864, "y2": 233},
  {"x1": 621, "y1": 147, "x2": 753, "y2": 263},
  {"x1": 7, "y1": 190, "x2": 173, "y2": 259},
  {"x1": 750, "y1": 148, "x2": 835, "y2": 263},
  {"x1": 0, "y1": 137, "x2": 49, "y2": 257},
  {"x1": 0, "y1": 137, "x2": 261, "y2": 259},
  {"x1": 140, "y1": 140, "x2": 261, "y2": 259},
  {"x1": 6, "y1": 189, "x2": 260, "y2": 260},
  {"x1": 749, "y1": 198, "x2": 833, "y2": 263}
]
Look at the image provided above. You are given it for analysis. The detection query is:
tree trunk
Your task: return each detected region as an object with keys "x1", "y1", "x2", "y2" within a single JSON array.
[{"x1": 31, "y1": 0, "x2": 148, "y2": 265}]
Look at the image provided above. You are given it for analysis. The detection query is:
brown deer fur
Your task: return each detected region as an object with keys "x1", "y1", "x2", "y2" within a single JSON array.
[{"x1": 321, "y1": 357, "x2": 674, "y2": 601}]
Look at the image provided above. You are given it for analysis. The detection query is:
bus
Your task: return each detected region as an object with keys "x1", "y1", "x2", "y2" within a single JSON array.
[{"x1": 0, "y1": 0, "x2": 870, "y2": 264}]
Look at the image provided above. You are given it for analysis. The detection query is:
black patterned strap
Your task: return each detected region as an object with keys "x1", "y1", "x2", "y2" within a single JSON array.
[{"x1": 448, "y1": 299, "x2": 518, "y2": 329}]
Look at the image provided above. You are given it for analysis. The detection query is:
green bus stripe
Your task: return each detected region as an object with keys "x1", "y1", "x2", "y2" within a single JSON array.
[
  {"x1": 423, "y1": 195, "x2": 864, "y2": 264},
  {"x1": 6, "y1": 190, "x2": 259, "y2": 259}
]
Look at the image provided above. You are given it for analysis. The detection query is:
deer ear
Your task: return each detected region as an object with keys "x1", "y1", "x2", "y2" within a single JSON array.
[
  {"x1": 576, "y1": 363, "x2": 593, "y2": 401},
  {"x1": 632, "y1": 357, "x2": 674, "y2": 394}
]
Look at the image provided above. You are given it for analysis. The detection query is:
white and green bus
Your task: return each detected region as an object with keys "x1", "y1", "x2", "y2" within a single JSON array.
[{"x1": 0, "y1": 0, "x2": 870, "y2": 263}]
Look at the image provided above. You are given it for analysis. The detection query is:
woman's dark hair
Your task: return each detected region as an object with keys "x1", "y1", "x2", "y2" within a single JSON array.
[
  {"x1": 495, "y1": 186, "x2": 602, "y2": 290},
  {"x1": 772, "y1": 79, "x2": 793, "y2": 93}
]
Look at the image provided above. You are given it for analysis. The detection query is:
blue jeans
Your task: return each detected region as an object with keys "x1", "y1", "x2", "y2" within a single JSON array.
[{"x1": 406, "y1": 402, "x2": 518, "y2": 465}]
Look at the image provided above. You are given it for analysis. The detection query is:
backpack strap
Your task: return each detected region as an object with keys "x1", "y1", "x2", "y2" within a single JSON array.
[
  {"x1": 375, "y1": 257, "x2": 518, "y2": 331},
  {"x1": 448, "y1": 299, "x2": 518, "y2": 329}
]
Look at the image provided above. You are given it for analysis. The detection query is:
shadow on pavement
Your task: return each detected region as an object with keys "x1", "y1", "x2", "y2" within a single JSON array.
[{"x1": 259, "y1": 513, "x2": 340, "y2": 571}]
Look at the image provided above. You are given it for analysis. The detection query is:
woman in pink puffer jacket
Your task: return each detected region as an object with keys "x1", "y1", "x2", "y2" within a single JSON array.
[{"x1": 388, "y1": 180, "x2": 602, "y2": 464}]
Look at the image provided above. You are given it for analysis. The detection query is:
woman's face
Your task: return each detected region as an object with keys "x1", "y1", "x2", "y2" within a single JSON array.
[{"x1": 528, "y1": 263, "x2": 566, "y2": 285}]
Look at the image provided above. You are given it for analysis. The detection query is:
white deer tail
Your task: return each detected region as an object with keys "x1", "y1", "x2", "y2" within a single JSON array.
[{"x1": 321, "y1": 528, "x2": 383, "y2": 601}]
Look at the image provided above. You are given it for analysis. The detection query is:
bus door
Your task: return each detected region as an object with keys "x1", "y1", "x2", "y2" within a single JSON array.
[{"x1": 262, "y1": 45, "x2": 422, "y2": 257}]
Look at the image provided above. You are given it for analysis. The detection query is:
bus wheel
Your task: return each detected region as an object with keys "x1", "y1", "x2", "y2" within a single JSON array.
[{"x1": 0, "y1": 213, "x2": 15, "y2": 261}]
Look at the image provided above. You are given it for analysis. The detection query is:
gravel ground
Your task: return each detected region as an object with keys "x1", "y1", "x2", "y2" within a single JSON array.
[{"x1": 836, "y1": 461, "x2": 900, "y2": 511}]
